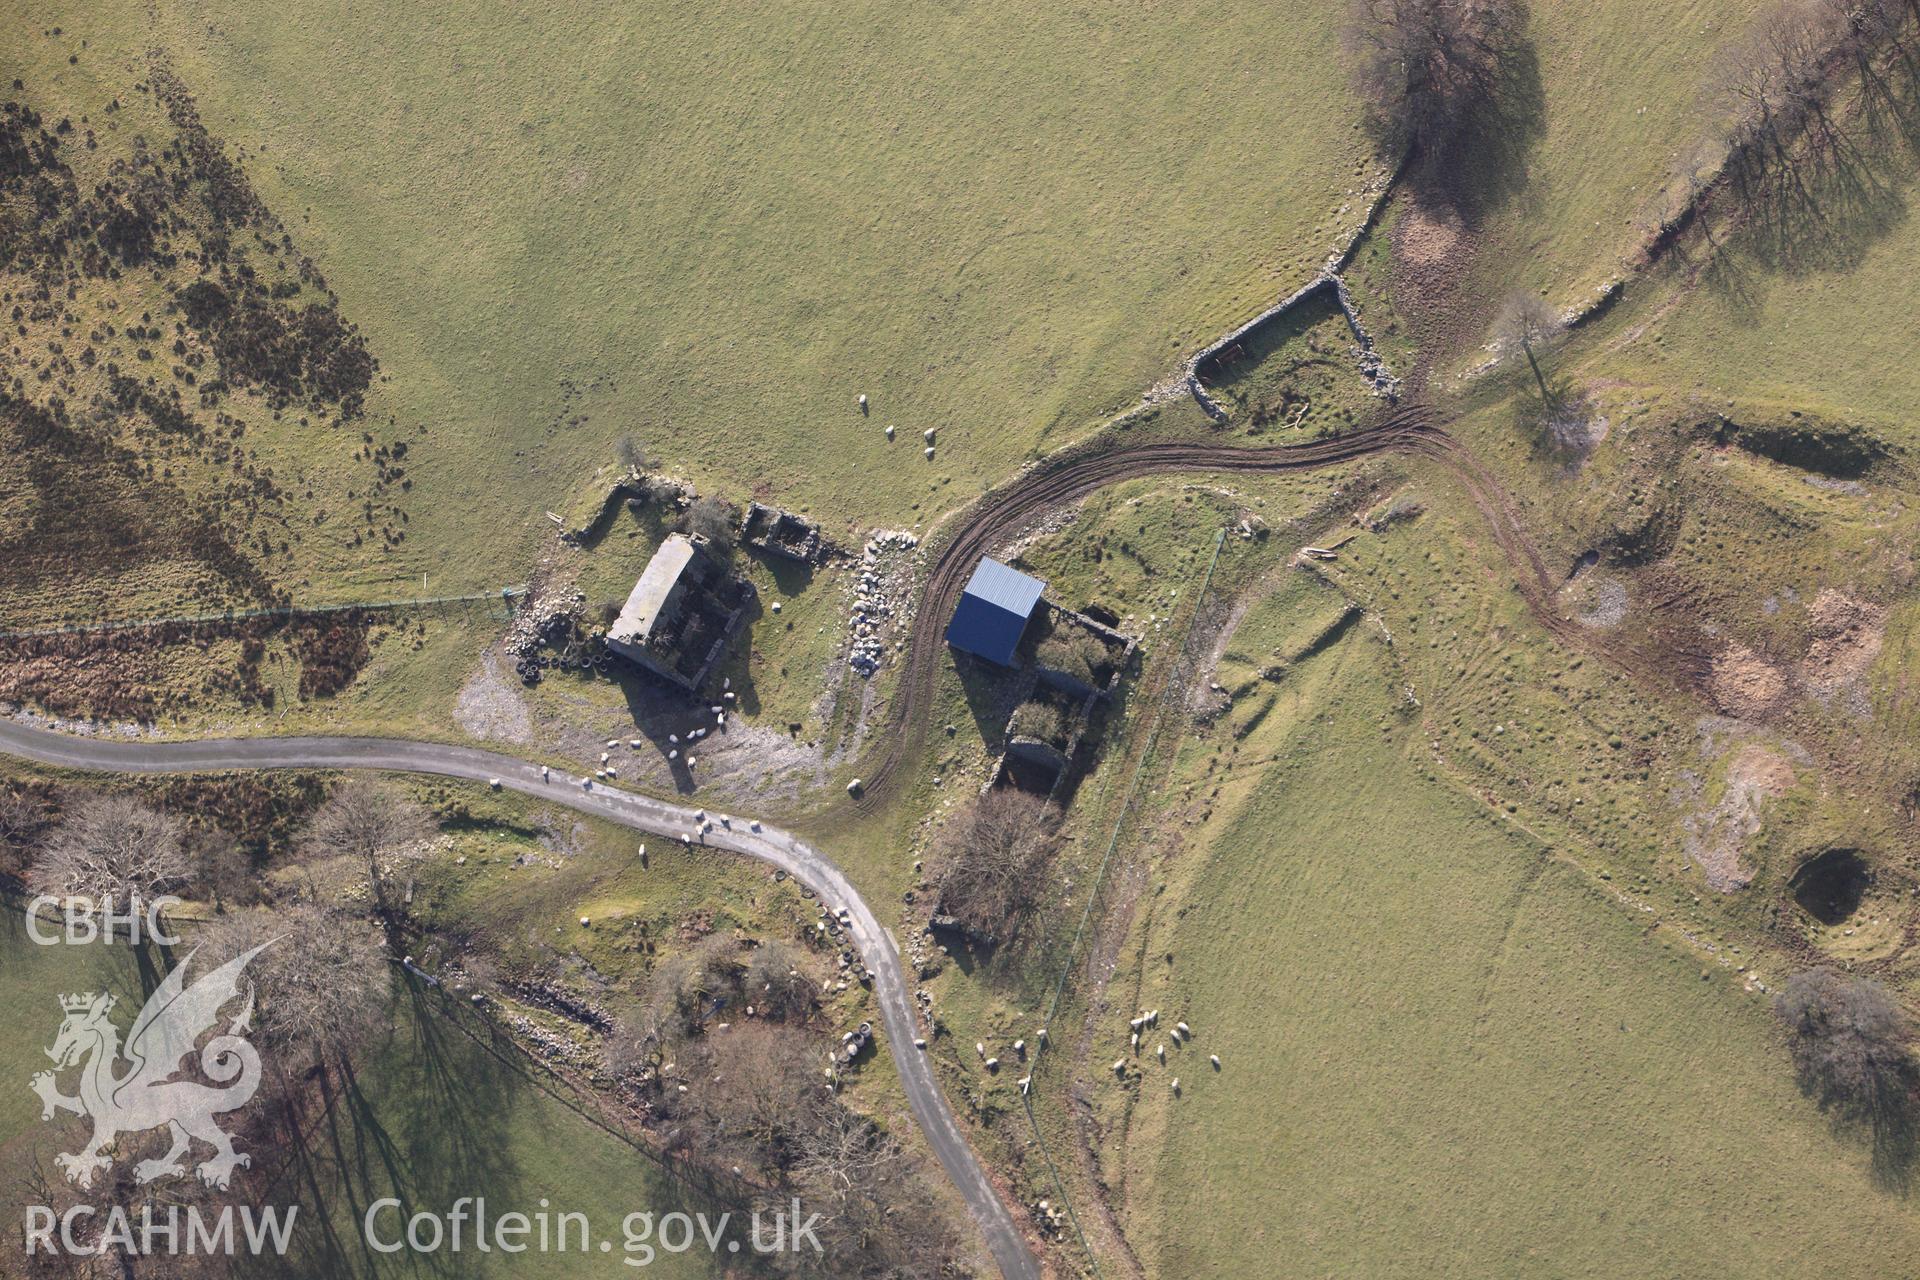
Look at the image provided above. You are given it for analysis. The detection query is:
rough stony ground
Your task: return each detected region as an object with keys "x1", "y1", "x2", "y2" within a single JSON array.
[
  {"x1": 1681, "y1": 741, "x2": 1797, "y2": 892},
  {"x1": 1560, "y1": 571, "x2": 1628, "y2": 630},
  {"x1": 1708, "y1": 642, "x2": 1788, "y2": 719},
  {"x1": 1799, "y1": 589, "x2": 1885, "y2": 702},
  {"x1": 454, "y1": 648, "x2": 536, "y2": 744}
]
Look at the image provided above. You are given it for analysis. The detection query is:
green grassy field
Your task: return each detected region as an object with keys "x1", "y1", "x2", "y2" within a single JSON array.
[
  {"x1": 1099, "y1": 585, "x2": 1920, "y2": 1278},
  {"x1": 1599, "y1": 186, "x2": 1920, "y2": 448},
  {"x1": 5, "y1": 0, "x2": 1377, "y2": 606},
  {"x1": 1441, "y1": 0, "x2": 1764, "y2": 324},
  {"x1": 0, "y1": 0, "x2": 1384, "y2": 762}
]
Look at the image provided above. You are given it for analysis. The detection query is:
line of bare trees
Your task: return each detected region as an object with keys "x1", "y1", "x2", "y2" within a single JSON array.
[
  {"x1": 10, "y1": 777, "x2": 431, "y2": 1101},
  {"x1": 1697, "y1": 0, "x2": 1920, "y2": 257}
]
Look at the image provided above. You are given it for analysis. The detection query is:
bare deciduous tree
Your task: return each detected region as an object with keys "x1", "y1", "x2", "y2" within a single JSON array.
[
  {"x1": 30, "y1": 794, "x2": 188, "y2": 906},
  {"x1": 682, "y1": 1021, "x2": 821, "y2": 1166},
  {"x1": 683, "y1": 494, "x2": 739, "y2": 549},
  {"x1": 0, "y1": 785, "x2": 46, "y2": 881},
  {"x1": 611, "y1": 937, "x2": 818, "y2": 1085},
  {"x1": 615, "y1": 433, "x2": 655, "y2": 474},
  {"x1": 607, "y1": 990, "x2": 676, "y2": 1081},
  {"x1": 185, "y1": 827, "x2": 257, "y2": 912},
  {"x1": 790, "y1": 1104, "x2": 968, "y2": 1274},
  {"x1": 743, "y1": 939, "x2": 819, "y2": 1023},
  {"x1": 201, "y1": 903, "x2": 390, "y2": 1082},
  {"x1": 1775, "y1": 967, "x2": 1918, "y2": 1122},
  {"x1": 930, "y1": 789, "x2": 1061, "y2": 941},
  {"x1": 1345, "y1": 0, "x2": 1528, "y2": 167},
  {"x1": 1493, "y1": 291, "x2": 1560, "y2": 401},
  {"x1": 298, "y1": 781, "x2": 431, "y2": 914}
]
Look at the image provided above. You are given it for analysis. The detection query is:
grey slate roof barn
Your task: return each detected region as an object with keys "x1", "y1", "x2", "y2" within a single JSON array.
[
  {"x1": 946, "y1": 558, "x2": 1045, "y2": 666},
  {"x1": 606, "y1": 533, "x2": 752, "y2": 692}
]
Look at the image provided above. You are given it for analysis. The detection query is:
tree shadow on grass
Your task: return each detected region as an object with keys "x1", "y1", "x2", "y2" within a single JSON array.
[
  {"x1": 1698, "y1": 40, "x2": 1920, "y2": 318},
  {"x1": 1806, "y1": 1082, "x2": 1919, "y2": 1198},
  {"x1": 1512, "y1": 371, "x2": 1601, "y2": 467},
  {"x1": 1868, "y1": 1099, "x2": 1918, "y2": 1195},
  {"x1": 1408, "y1": 19, "x2": 1547, "y2": 232},
  {"x1": 241, "y1": 980, "x2": 520, "y2": 1278}
]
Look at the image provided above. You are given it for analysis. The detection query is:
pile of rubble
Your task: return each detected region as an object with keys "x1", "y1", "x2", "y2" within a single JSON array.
[
  {"x1": 505, "y1": 588, "x2": 588, "y2": 684},
  {"x1": 846, "y1": 530, "x2": 917, "y2": 678},
  {"x1": 506, "y1": 588, "x2": 584, "y2": 659}
]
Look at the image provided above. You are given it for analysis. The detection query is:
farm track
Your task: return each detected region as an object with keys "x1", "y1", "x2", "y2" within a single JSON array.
[{"x1": 837, "y1": 403, "x2": 1676, "y2": 817}]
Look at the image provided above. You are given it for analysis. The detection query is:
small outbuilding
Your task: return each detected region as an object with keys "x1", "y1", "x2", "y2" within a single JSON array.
[{"x1": 946, "y1": 558, "x2": 1046, "y2": 667}]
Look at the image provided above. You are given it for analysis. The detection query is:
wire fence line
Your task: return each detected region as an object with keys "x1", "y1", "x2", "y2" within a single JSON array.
[
  {"x1": 0, "y1": 586, "x2": 528, "y2": 642},
  {"x1": 1017, "y1": 526, "x2": 1228, "y2": 1278}
]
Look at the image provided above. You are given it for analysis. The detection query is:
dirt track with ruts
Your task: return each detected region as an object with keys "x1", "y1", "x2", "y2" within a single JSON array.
[{"x1": 828, "y1": 403, "x2": 1685, "y2": 817}]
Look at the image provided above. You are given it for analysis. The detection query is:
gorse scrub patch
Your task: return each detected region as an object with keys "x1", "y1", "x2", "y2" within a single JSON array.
[
  {"x1": 0, "y1": 78, "x2": 374, "y2": 419},
  {"x1": 0, "y1": 61, "x2": 419, "y2": 637}
]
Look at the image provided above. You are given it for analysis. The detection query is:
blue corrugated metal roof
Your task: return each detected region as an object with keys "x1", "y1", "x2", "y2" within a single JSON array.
[
  {"x1": 946, "y1": 558, "x2": 1046, "y2": 666},
  {"x1": 964, "y1": 559, "x2": 1045, "y2": 615}
]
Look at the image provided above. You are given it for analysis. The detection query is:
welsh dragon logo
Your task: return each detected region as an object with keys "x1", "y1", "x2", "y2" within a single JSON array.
[{"x1": 29, "y1": 942, "x2": 274, "y2": 1191}]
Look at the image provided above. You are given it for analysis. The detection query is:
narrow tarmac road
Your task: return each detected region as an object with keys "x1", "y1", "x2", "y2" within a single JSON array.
[{"x1": 0, "y1": 719, "x2": 1041, "y2": 1280}]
